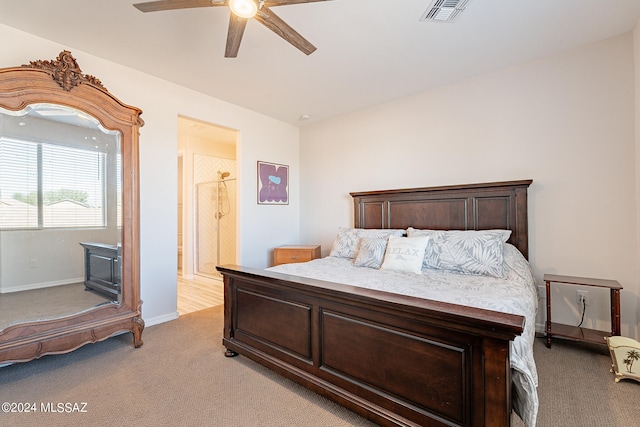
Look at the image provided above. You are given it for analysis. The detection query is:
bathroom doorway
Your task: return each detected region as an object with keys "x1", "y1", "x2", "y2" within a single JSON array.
[{"x1": 177, "y1": 116, "x2": 237, "y2": 314}]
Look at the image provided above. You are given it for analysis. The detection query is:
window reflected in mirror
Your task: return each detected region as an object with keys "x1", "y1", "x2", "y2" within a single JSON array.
[{"x1": 0, "y1": 103, "x2": 122, "y2": 331}]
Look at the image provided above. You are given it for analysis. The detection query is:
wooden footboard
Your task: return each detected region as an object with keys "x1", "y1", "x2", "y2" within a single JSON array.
[{"x1": 218, "y1": 265, "x2": 525, "y2": 427}]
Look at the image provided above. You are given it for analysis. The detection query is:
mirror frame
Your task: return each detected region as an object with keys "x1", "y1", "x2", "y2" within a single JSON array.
[{"x1": 0, "y1": 51, "x2": 144, "y2": 364}]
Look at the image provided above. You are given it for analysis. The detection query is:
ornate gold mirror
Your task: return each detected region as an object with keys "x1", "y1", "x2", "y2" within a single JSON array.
[{"x1": 0, "y1": 51, "x2": 143, "y2": 364}]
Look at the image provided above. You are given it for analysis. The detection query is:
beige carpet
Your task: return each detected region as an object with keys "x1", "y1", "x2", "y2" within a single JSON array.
[
  {"x1": 0, "y1": 305, "x2": 374, "y2": 427},
  {"x1": 0, "y1": 283, "x2": 111, "y2": 330},
  {"x1": 518, "y1": 338, "x2": 640, "y2": 427},
  {"x1": 1, "y1": 305, "x2": 638, "y2": 426}
]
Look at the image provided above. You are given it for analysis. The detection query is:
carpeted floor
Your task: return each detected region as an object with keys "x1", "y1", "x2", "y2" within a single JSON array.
[
  {"x1": 0, "y1": 305, "x2": 374, "y2": 427},
  {"x1": 0, "y1": 283, "x2": 111, "y2": 330},
  {"x1": 517, "y1": 337, "x2": 640, "y2": 427},
  {"x1": 1, "y1": 305, "x2": 638, "y2": 426}
]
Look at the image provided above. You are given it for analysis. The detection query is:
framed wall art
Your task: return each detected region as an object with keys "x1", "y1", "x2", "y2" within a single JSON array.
[{"x1": 257, "y1": 161, "x2": 289, "y2": 205}]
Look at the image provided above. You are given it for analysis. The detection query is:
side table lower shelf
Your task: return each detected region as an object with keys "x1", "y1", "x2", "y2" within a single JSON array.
[
  {"x1": 547, "y1": 323, "x2": 610, "y2": 346},
  {"x1": 544, "y1": 273, "x2": 622, "y2": 348}
]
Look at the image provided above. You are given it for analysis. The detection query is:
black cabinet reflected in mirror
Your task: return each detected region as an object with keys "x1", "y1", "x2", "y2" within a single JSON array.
[{"x1": 0, "y1": 51, "x2": 143, "y2": 364}]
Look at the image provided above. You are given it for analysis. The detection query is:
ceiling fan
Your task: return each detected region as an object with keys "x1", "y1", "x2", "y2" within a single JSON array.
[{"x1": 133, "y1": 0, "x2": 331, "y2": 58}]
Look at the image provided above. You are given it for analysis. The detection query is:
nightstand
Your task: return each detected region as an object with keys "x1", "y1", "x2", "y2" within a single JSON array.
[
  {"x1": 544, "y1": 274, "x2": 622, "y2": 348},
  {"x1": 273, "y1": 245, "x2": 321, "y2": 266}
]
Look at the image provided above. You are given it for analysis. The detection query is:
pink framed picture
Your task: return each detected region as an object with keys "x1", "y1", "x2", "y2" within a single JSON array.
[{"x1": 257, "y1": 161, "x2": 288, "y2": 205}]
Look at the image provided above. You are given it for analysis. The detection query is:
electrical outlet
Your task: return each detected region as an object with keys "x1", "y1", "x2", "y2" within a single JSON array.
[
  {"x1": 577, "y1": 290, "x2": 588, "y2": 306},
  {"x1": 30, "y1": 258, "x2": 37, "y2": 268}
]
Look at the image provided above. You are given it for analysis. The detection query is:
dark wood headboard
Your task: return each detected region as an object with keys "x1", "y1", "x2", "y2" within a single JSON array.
[{"x1": 350, "y1": 180, "x2": 532, "y2": 259}]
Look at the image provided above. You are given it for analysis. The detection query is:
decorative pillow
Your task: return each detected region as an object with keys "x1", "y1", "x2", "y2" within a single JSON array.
[
  {"x1": 405, "y1": 228, "x2": 442, "y2": 269},
  {"x1": 353, "y1": 237, "x2": 388, "y2": 269},
  {"x1": 380, "y1": 236, "x2": 430, "y2": 274},
  {"x1": 329, "y1": 228, "x2": 404, "y2": 259},
  {"x1": 406, "y1": 228, "x2": 511, "y2": 278}
]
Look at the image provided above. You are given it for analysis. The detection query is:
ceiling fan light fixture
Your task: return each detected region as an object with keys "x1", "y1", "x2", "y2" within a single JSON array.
[
  {"x1": 229, "y1": 0, "x2": 258, "y2": 19},
  {"x1": 134, "y1": 0, "x2": 326, "y2": 57}
]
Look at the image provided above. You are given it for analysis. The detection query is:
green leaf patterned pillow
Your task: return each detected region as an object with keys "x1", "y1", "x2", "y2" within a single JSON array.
[
  {"x1": 353, "y1": 237, "x2": 388, "y2": 269},
  {"x1": 407, "y1": 228, "x2": 511, "y2": 278},
  {"x1": 329, "y1": 227, "x2": 404, "y2": 259}
]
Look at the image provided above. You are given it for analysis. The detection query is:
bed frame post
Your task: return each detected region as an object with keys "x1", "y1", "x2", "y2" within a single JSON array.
[
  {"x1": 222, "y1": 274, "x2": 238, "y2": 358},
  {"x1": 481, "y1": 337, "x2": 512, "y2": 427},
  {"x1": 513, "y1": 184, "x2": 529, "y2": 260}
]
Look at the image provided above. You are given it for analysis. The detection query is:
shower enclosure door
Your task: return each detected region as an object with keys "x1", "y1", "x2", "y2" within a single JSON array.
[{"x1": 194, "y1": 157, "x2": 236, "y2": 278}]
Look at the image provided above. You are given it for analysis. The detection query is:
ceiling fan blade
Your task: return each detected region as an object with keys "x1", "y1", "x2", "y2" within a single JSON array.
[
  {"x1": 255, "y1": 7, "x2": 317, "y2": 55},
  {"x1": 133, "y1": 0, "x2": 226, "y2": 13},
  {"x1": 265, "y1": 0, "x2": 332, "y2": 5},
  {"x1": 225, "y1": 15, "x2": 248, "y2": 58}
]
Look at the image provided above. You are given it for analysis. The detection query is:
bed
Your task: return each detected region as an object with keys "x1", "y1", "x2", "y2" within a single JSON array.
[{"x1": 217, "y1": 180, "x2": 537, "y2": 427}]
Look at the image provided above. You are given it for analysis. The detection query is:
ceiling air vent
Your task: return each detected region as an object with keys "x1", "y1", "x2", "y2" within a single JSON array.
[{"x1": 420, "y1": 0, "x2": 472, "y2": 23}]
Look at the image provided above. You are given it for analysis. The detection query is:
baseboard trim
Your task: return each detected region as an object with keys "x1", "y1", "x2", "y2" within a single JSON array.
[
  {"x1": 1, "y1": 277, "x2": 84, "y2": 294},
  {"x1": 143, "y1": 311, "x2": 179, "y2": 327}
]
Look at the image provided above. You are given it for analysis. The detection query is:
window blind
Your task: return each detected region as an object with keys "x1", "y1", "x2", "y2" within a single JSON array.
[{"x1": 0, "y1": 138, "x2": 106, "y2": 229}]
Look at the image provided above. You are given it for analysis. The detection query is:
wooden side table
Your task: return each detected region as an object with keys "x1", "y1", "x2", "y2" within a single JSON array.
[
  {"x1": 273, "y1": 245, "x2": 321, "y2": 266},
  {"x1": 544, "y1": 274, "x2": 622, "y2": 348}
]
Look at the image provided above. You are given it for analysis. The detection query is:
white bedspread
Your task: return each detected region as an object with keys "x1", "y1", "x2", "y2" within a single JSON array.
[{"x1": 268, "y1": 243, "x2": 539, "y2": 427}]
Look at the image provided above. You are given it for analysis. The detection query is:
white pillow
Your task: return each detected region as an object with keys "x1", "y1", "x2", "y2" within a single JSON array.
[
  {"x1": 406, "y1": 228, "x2": 511, "y2": 278},
  {"x1": 329, "y1": 227, "x2": 404, "y2": 259},
  {"x1": 353, "y1": 237, "x2": 388, "y2": 269},
  {"x1": 380, "y1": 236, "x2": 430, "y2": 274}
]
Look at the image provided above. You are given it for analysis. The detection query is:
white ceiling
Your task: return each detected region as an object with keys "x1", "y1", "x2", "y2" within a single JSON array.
[{"x1": 1, "y1": 1, "x2": 640, "y2": 126}]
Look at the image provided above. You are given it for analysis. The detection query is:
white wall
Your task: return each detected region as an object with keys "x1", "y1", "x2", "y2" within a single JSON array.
[
  {"x1": 300, "y1": 33, "x2": 639, "y2": 339},
  {"x1": 0, "y1": 24, "x2": 301, "y2": 326}
]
